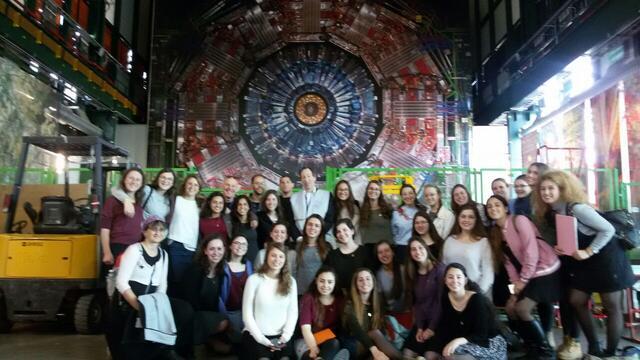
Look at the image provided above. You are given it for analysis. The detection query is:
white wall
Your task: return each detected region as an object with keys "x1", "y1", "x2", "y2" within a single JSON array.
[
  {"x1": 115, "y1": 124, "x2": 148, "y2": 167},
  {"x1": 469, "y1": 125, "x2": 511, "y2": 203}
]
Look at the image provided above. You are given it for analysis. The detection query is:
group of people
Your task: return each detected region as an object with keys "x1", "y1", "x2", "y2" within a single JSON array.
[{"x1": 99, "y1": 163, "x2": 635, "y2": 360}]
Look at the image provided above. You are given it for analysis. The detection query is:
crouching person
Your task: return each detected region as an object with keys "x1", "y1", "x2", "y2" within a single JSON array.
[
  {"x1": 111, "y1": 216, "x2": 194, "y2": 359},
  {"x1": 177, "y1": 234, "x2": 231, "y2": 354},
  {"x1": 429, "y1": 263, "x2": 507, "y2": 360}
]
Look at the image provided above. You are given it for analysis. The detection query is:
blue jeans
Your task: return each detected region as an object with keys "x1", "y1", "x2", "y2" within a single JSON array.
[
  {"x1": 225, "y1": 310, "x2": 244, "y2": 344},
  {"x1": 167, "y1": 241, "x2": 195, "y2": 284}
]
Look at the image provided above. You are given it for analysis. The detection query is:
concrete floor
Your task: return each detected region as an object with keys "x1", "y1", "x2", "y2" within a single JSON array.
[
  {"x1": 0, "y1": 322, "x2": 236, "y2": 360},
  {"x1": 0, "y1": 322, "x2": 110, "y2": 360},
  {"x1": 2, "y1": 321, "x2": 640, "y2": 360}
]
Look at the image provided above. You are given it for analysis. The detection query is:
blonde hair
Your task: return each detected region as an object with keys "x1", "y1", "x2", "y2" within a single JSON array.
[{"x1": 532, "y1": 170, "x2": 588, "y2": 222}]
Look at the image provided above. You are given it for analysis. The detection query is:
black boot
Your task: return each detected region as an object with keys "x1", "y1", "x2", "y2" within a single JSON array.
[
  {"x1": 519, "y1": 320, "x2": 556, "y2": 360},
  {"x1": 506, "y1": 319, "x2": 528, "y2": 359}
]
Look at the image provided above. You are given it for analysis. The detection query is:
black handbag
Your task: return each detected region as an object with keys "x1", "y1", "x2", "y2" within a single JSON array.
[
  {"x1": 601, "y1": 209, "x2": 640, "y2": 250},
  {"x1": 567, "y1": 203, "x2": 639, "y2": 250}
]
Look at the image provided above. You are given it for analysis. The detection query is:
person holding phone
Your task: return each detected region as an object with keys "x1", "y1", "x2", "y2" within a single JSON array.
[{"x1": 241, "y1": 242, "x2": 298, "y2": 359}]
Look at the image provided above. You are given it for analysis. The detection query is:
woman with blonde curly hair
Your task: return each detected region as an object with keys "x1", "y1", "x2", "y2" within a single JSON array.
[{"x1": 533, "y1": 170, "x2": 634, "y2": 358}]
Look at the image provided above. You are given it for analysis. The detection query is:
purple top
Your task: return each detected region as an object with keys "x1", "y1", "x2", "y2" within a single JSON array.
[
  {"x1": 413, "y1": 262, "x2": 445, "y2": 331},
  {"x1": 100, "y1": 196, "x2": 143, "y2": 246}
]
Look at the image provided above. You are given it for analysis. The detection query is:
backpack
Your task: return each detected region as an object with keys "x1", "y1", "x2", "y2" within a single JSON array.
[{"x1": 567, "y1": 203, "x2": 640, "y2": 250}]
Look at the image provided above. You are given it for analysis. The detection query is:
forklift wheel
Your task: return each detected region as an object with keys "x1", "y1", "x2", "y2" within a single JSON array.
[
  {"x1": 0, "y1": 295, "x2": 12, "y2": 333},
  {"x1": 0, "y1": 318, "x2": 11, "y2": 333},
  {"x1": 74, "y1": 293, "x2": 104, "y2": 334}
]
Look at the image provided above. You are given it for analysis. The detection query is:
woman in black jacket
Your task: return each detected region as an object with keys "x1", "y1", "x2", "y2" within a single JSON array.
[{"x1": 179, "y1": 234, "x2": 230, "y2": 353}]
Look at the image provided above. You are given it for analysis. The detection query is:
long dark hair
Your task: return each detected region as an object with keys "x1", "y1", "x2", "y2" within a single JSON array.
[
  {"x1": 405, "y1": 237, "x2": 438, "y2": 304},
  {"x1": 231, "y1": 194, "x2": 257, "y2": 226},
  {"x1": 297, "y1": 214, "x2": 329, "y2": 266},
  {"x1": 150, "y1": 168, "x2": 177, "y2": 197},
  {"x1": 399, "y1": 183, "x2": 425, "y2": 210},
  {"x1": 258, "y1": 242, "x2": 293, "y2": 296},
  {"x1": 360, "y1": 180, "x2": 392, "y2": 226},
  {"x1": 149, "y1": 168, "x2": 177, "y2": 214},
  {"x1": 201, "y1": 191, "x2": 225, "y2": 219},
  {"x1": 486, "y1": 195, "x2": 508, "y2": 271},
  {"x1": 411, "y1": 210, "x2": 444, "y2": 255},
  {"x1": 444, "y1": 263, "x2": 496, "y2": 321},
  {"x1": 120, "y1": 168, "x2": 145, "y2": 204},
  {"x1": 306, "y1": 266, "x2": 340, "y2": 329},
  {"x1": 375, "y1": 240, "x2": 404, "y2": 307},
  {"x1": 444, "y1": 262, "x2": 481, "y2": 293},
  {"x1": 195, "y1": 233, "x2": 226, "y2": 276},
  {"x1": 334, "y1": 180, "x2": 359, "y2": 220},
  {"x1": 450, "y1": 184, "x2": 477, "y2": 215},
  {"x1": 228, "y1": 235, "x2": 250, "y2": 264},
  {"x1": 334, "y1": 218, "x2": 356, "y2": 241},
  {"x1": 268, "y1": 222, "x2": 289, "y2": 242},
  {"x1": 261, "y1": 189, "x2": 285, "y2": 220},
  {"x1": 449, "y1": 203, "x2": 487, "y2": 239}
]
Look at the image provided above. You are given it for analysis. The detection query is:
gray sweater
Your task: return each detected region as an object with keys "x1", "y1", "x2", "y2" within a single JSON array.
[
  {"x1": 112, "y1": 185, "x2": 171, "y2": 221},
  {"x1": 551, "y1": 202, "x2": 614, "y2": 253},
  {"x1": 289, "y1": 246, "x2": 323, "y2": 295}
]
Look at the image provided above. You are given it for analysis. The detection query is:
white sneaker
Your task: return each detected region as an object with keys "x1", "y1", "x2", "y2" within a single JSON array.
[{"x1": 557, "y1": 337, "x2": 583, "y2": 359}]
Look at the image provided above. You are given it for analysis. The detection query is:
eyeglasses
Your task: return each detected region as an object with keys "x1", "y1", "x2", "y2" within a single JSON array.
[
  {"x1": 232, "y1": 242, "x2": 248, "y2": 247},
  {"x1": 514, "y1": 185, "x2": 530, "y2": 188}
]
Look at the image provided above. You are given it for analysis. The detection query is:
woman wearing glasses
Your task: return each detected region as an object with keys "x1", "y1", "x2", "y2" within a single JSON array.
[{"x1": 222, "y1": 235, "x2": 254, "y2": 344}]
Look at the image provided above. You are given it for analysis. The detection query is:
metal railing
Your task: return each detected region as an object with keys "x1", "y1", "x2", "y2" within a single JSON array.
[{"x1": 0, "y1": 166, "x2": 635, "y2": 212}]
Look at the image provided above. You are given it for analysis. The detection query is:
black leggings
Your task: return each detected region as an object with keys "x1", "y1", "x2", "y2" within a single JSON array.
[
  {"x1": 537, "y1": 302, "x2": 555, "y2": 333},
  {"x1": 506, "y1": 297, "x2": 537, "y2": 321},
  {"x1": 105, "y1": 296, "x2": 194, "y2": 360},
  {"x1": 570, "y1": 289, "x2": 624, "y2": 354},
  {"x1": 300, "y1": 338, "x2": 341, "y2": 360},
  {"x1": 559, "y1": 284, "x2": 580, "y2": 339},
  {"x1": 241, "y1": 331, "x2": 294, "y2": 360}
]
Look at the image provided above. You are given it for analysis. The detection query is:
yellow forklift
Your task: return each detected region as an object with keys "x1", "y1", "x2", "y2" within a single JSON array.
[{"x1": 0, "y1": 136, "x2": 128, "y2": 334}]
